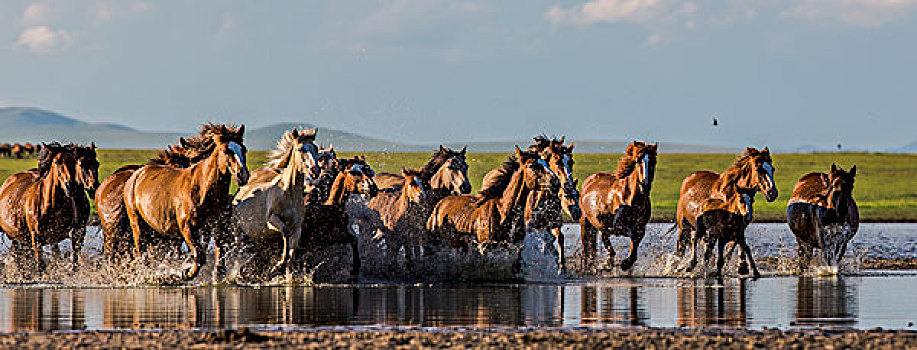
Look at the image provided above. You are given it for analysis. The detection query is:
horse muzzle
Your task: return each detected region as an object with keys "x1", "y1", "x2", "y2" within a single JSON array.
[
  {"x1": 236, "y1": 169, "x2": 250, "y2": 186},
  {"x1": 459, "y1": 181, "x2": 472, "y2": 195},
  {"x1": 765, "y1": 187, "x2": 778, "y2": 202}
]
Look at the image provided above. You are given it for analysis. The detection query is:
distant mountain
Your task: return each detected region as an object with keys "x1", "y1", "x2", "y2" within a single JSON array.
[
  {"x1": 890, "y1": 141, "x2": 917, "y2": 153},
  {"x1": 0, "y1": 106, "x2": 769, "y2": 153}
]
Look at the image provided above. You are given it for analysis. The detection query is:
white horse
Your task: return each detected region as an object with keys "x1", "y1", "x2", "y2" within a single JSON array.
[{"x1": 233, "y1": 128, "x2": 318, "y2": 275}]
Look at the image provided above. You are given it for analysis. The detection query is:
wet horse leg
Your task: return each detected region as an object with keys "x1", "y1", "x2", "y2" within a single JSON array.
[
  {"x1": 179, "y1": 221, "x2": 205, "y2": 281},
  {"x1": 267, "y1": 214, "x2": 292, "y2": 275},
  {"x1": 620, "y1": 226, "x2": 644, "y2": 271},
  {"x1": 600, "y1": 229, "x2": 616, "y2": 269},
  {"x1": 70, "y1": 226, "x2": 85, "y2": 269},
  {"x1": 714, "y1": 239, "x2": 726, "y2": 278},
  {"x1": 579, "y1": 219, "x2": 599, "y2": 270},
  {"x1": 797, "y1": 242, "x2": 814, "y2": 273},
  {"x1": 738, "y1": 239, "x2": 760, "y2": 278},
  {"x1": 552, "y1": 227, "x2": 565, "y2": 273}
]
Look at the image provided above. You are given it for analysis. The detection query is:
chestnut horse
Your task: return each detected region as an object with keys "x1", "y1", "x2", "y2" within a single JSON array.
[
  {"x1": 426, "y1": 147, "x2": 560, "y2": 250},
  {"x1": 579, "y1": 141, "x2": 657, "y2": 271},
  {"x1": 529, "y1": 135, "x2": 582, "y2": 270},
  {"x1": 299, "y1": 156, "x2": 379, "y2": 280},
  {"x1": 96, "y1": 137, "x2": 210, "y2": 259},
  {"x1": 364, "y1": 168, "x2": 429, "y2": 262},
  {"x1": 0, "y1": 143, "x2": 81, "y2": 271},
  {"x1": 233, "y1": 128, "x2": 315, "y2": 275},
  {"x1": 0, "y1": 143, "x2": 11, "y2": 157},
  {"x1": 674, "y1": 147, "x2": 778, "y2": 277},
  {"x1": 123, "y1": 124, "x2": 249, "y2": 280},
  {"x1": 12, "y1": 143, "x2": 23, "y2": 159},
  {"x1": 374, "y1": 146, "x2": 471, "y2": 197},
  {"x1": 787, "y1": 164, "x2": 858, "y2": 271}
]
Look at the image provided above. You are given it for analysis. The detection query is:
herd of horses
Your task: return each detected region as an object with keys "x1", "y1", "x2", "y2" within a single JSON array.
[
  {"x1": 0, "y1": 123, "x2": 859, "y2": 282},
  {"x1": 0, "y1": 142, "x2": 42, "y2": 158}
]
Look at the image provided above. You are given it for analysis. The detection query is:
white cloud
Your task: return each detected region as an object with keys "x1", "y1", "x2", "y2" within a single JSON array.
[
  {"x1": 786, "y1": 0, "x2": 917, "y2": 27},
  {"x1": 546, "y1": 0, "x2": 668, "y2": 25},
  {"x1": 15, "y1": 26, "x2": 74, "y2": 53},
  {"x1": 22, "y1": 3, "x2": 51, "y2": 25},
  {"x1": 95, "y1": 1, "x2": 151, "y2": 21}
]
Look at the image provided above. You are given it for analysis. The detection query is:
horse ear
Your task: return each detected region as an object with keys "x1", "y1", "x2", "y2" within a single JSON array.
[
  {"x1": 831, "y1": 163, "x2": 837, "y2": 173},
  {"x1": 292, "y1": 128, "x2": 299, "y2": 138},
  {"x1": 514, "y1": 145, "x2": 524, "y2": 158},
  {"x1": 220, "y1": 125, "x2": 228, "y2": 134},
  {"x1": 329, "y1": 143, "x2": 334, "y2": 152},
  {"x1": 763, "y1": 147, "x2": 770, "y2": 154},
  {"x1": 90, "y1": 142, "x2": 96, "y2": 150},
  {"x1": 238, "y1": 125, "x2": 245, "y2": 136},
  {"x1": 850, "y1": 165, "x2": 856, "y2": 177},
  {"x1": 652, "y1": 142, "x2": 658, "y2": 151},
  {"x1": 559, "y1": 136, "x2": 565, "y2": 144},
  {"x1": 440, "y1": 145, "x2": 447, "y2": 153},
  {"x1": 568, "y1": 143, "x2": 574, "y2": 150},
  {"x1": 179, "y1": 137, "x2": 189, "y2": 148},
  {"x1": 460, "y1": 146, "x2": 467, "y2": 155},
  {"x1": 402, "y1": 167, "x2": 408, "y2": 176}
]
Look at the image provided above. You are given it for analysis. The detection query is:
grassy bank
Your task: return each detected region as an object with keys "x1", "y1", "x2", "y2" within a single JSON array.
[{"x1": 1, "y1": 150, "x2": 915, "y2": 221}]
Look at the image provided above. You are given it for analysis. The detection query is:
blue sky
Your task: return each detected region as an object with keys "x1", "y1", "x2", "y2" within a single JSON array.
[{"x1": 0, "y1": 1, "x2": 915, "y2": 149}]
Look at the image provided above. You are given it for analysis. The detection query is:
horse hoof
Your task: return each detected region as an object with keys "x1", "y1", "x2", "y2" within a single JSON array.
[
  {"x1": 738, "y1": 262, "x2": 749, "y2": 275},
  {"x1": 620, "y1": 259, "x2": 635, "y2": 271}
]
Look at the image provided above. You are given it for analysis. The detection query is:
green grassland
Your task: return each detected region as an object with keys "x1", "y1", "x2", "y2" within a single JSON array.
[{"x1": 1, "y1": 150, "x2": 915, "y2": 221}]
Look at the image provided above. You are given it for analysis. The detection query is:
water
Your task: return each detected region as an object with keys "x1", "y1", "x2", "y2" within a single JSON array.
[
  {"x1": 0, "y1": 275, "x2": 915, "y2": 331},
  {"x1": 0, "y1": 223, "x2": 914, "y2": 331}
]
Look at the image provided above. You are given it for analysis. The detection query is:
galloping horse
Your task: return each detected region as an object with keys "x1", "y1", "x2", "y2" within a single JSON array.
[
  {"x1": 579, "y1": 141, "x2": 657, "y2": 271},
  {"x1": 364, "y1": 168, "x2": 429, "y2": 261},
  {"x1": 674, "y1": 147, "x2": 778, "y2": 277},
  {"x1": 299, "y1": 156, "x2": 379, "y2": 280},
  {"x1": 787, "y1": 164, "x2": 858, "y2": 271},
  {"x1": 374, "y1": 146, "x2": 471, "y2": 197},
  {"x1": 233, "y1": 128, "x2": 316, "y2": 276},
  {"x1": 0, "y1": 143, "x2": 82, "y2": 271},
  {"x1": 529, "y1": 136, "x2": 581, "y2": 270},
  {"x1": 427, "y1": 147, "x2": 560, "y2": 250},
  {"x1": 123, "y1": 124, "x2": 249, "y2": 280},
  {"x1": 96, "y1": 137, "x2": 209, "y2": 259}
]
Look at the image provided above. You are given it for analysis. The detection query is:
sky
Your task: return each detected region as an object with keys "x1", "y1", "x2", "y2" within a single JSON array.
[{"x1": 0, "y1": 0, "x2": 915, "y2": 150}]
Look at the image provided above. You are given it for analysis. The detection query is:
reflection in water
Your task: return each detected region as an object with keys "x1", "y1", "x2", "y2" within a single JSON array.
[
  {"x1": 0, "y1": 275, "x2": 908, "y2": 331},
  {"x1": 794, "y1": 277, "x2": 857, "y2": 326},
  {"x1": 677, "y1": 279, "x2": 747, "y2": 327}
]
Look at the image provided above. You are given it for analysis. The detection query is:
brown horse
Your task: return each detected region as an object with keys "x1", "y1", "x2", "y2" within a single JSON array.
[
  {"x1": 363, "y1": 168, "x2": 429, "y2": 261},
  {"x1": 23, "y1": 143, "x2": 36, "y2": 157},
  {"x1": 674, "y1": 147, "x2": 778, "y2": 277},
  {"x1": 692, "y1": 192, "x2": 758, "y2": 277},
  {"x1": 529, "y1": 136, "x2": 581, "y2": 270},
  {"x1": 0, "y1": 143, "x2": 81, "y2": 271},
  {"x1": 579, "y1": 141, "x2": 657, "y2": 271},
  {"x1": 96, "y1": 137, "x2": 210, "y2": 259},
  {"x1": 12, "y1": 143, "x2": 23, "y2": 159},
  {"x1": 374, "y1": 146, "x2": 471, "y2": 197},
  {"x1": 426, "y1": 147, "x2": 560, "y2": 250},
  {"x1": 0, "y1": 143, "x2": 11, "y2": 157},
  {"x1": 787, "y1": 164, "x2": 858, "y2": 271},
  {"x1": 123, "y1": 124, "x2": 249, "y2": 280},
  {"x1": 298, "y1": 156, "x2": 379, "y2": 280}
]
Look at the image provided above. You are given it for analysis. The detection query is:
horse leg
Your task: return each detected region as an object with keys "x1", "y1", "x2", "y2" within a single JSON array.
[
  {"x1": 267, "y1": 214, "x2": 291, "y2": 275},
  {"x1": 179, "y1": 222, "x2": 205, "y2": 281},
  {"x1": 600, "y1": 229, "x2": 616, "y2": 269},
  {"x1": 349, "y1": 234, "x2": 361, "y2": 282},
  {"x1": 552, "y1": 227, "x2": 565, "y2": 273},
  {"x1": 715, "y1": 239, "x2": 726, "y2": 278},
  {"x1": 797, "y1": 243, "x2": 813, "y2": 273},
  {"x1": 738, "y1": 240, "x2": 760, "y2": 278},
  {"x1": 620, "y1": 226, "x2": 644, "y2": 271},
  {"x1": 70, "y1": 226, "x2": 85, "y2": 269},
  {"x1": 579, "y1": 219, "x2": 598, "y2": 270},
  {"x1": 125, "y1": 207, "x2": 145, "y2": 259}
]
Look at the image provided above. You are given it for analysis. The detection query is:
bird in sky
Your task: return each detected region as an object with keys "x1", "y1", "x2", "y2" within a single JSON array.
[{"x1": 712, "y1": 117, "x2": 719, "y2": 126}]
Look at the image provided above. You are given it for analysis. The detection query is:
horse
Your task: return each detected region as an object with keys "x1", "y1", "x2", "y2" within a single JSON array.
[
  {"x1": 96, "y1": 137, "x2": 210, "y2": 260},
  {"x1": 298, "y1": 156, "x2": 379, "y2": 280},
  {"x1": 12, "y1": 143, "x2": 23, "y2": 159},
  {"x1": 673, "y1": 147, "x2": 778, "y2": 277},
  {"x1": 0, "y1": 143, "x2": 82, "y2": 272},
  {"x1": 374, "y1": 146, "x2": 471, "y2": 197},
  {"x1": 123, "y1": 124, "x2": 249, "y2": 280},
  {"x1": 23, "y1": 143, "x2": 36, "y2": 157},
  {"x1": 426, "y1": 146, "x2": 560, "y2": 250},
  {"x1": 363, "y1": 168, "x2": 429, "y2": 263},
  {"x1": 232, "y1": 128, "x2": 315, "y2": 276},
  {"x1": 529, "y1": 135, "x2": 582, "y2": 270},
  {"x1": 247, "y1": 128, "x2": 321, "y2": 186},
  {"x1": 693, "y1": 193, "x2": 759, "y2": 278},
  {"x1": 0, "y1": 143, "x2": 11, "y2": 157},
  {"x1": 787, "y1": 164, "x2": 858, "y2": 271},
  {"x1": 579, "y1": 141, "x2": 657, "y2": 271}
]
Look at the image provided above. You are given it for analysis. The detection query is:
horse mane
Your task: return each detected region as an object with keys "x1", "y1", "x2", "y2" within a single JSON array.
[
  {"x1": 478, "y1": 150, "x2": 539, "y2": 200},
  {"x1": 612, "y1": 141, "x2": 655, "y2": 178},
  {"x1": 36, "y1": 142, "x2": 70, "y2": 177},
  {"x1": 200, "y1": 122, "x2": 245, "y2": 145},
  {"x1": 716, "y1": 147, "x2": 771, "y2": 193},
  {"x1": 419, "y1": 146, "x2": 464, "y2": 179},
  {"x1": 266, "y1": 128, "x2": 317, "y2": 169}
]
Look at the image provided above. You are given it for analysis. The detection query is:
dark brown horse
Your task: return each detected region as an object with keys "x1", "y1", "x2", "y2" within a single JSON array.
[
  {"x1": 374, "y1": 146, "x2": 471, "y2": 197},
  {"x1": 123, "y1": 124, "x2": 249, "y2": 280},
  {"x1": 674, "y1": 147, "x2": 777, "y2": 277},
  {"x1": 0, "y1": 143, "x2": 82, "y2": 271},
  {"x1": 787, "y1": 164, "x2": 858, "y2": 271},
  {"x1": 298, "y1": 156, "x2": 379, "y2": 280},
  {"x1": 96, "y1": 137, "x2": 208, "y2": 259},
  {"x1": 23, "y1": 143, "x2": 36, "y2": 157},
  {"x1": 12, "y1": 143, "x2": 23, "y2": 159},
  {"x1": 364, "y1": 168, "x2": 429, "y2": 261},
  {"x1": 0, "y1": 143, "x2": 11, "y2": 157},
  {"x1": 426, "y1": 147, "x2": 560, "y2": 250},
  {"x1": 579, "y1": 141, "x2": 657, "y2": 271},
  {"x1": 529, "y1": 136, "x2": 581, "y2": 270}
]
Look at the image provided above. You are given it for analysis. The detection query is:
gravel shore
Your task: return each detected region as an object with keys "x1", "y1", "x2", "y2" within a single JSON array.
[{"x1": 2, "y1": 327, "x2": 916, "y2": 349}]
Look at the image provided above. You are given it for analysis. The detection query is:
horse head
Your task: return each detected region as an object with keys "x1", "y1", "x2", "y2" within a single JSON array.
[
  {"x1": 826, "y1": 164, "x2": 856, "y2": 218},
  {"x1": 736, "y1": 146, "x2": 778, "y2": 202},
  {"x1": 70, "y1": 142, "x2": 100, "y2": 197},
  {"x1": 208, "y1": 124, "x2": 250, "y2": 186},
  {"x1": 316, "y1": 144, "x2": 337, "y2": 170},
  {"x1": 284, "y1": 128, "x2": 321, "y2": 180},
  {"x1": 338, "y1": 155, "x2": 378, "y2": 199},
  {"x1": 37, "y1": 143, "x2": 79, "y2": 197},
  {"x1": 516, "y1": 145, "x2": 560, "y2": 200},
  {"x1": 627, "y1": 141, "x2": 658, "y2": 193},
  {"x1": 430, "y1": 153, "x2": 471, "y2": 196},
  {"x1": 539, "y1": 136, "x2": 583, "y2": 220},
  {"x1": 401, "y1": 167, "x2": 428, "y2": 204}
]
